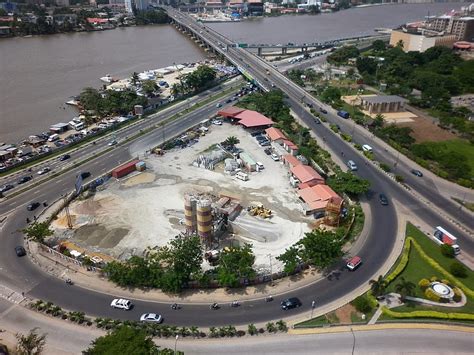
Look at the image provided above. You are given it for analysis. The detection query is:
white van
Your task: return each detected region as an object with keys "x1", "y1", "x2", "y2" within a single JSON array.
[
  {"x1": 347, "y1": 160, "x2": 358, "y2": 171},
  {"x1": 48, "y1": 134, "x2": 60, "y2": 142},
  {"x1": 256, "y1": 162, "x2": 264, "y2": 171},
  {"x1": 235, "y1": 171, "x2": 249, "y2": 181},
  {"x1": 362, "y1": 144, "x2": 373, "y2": 153}
]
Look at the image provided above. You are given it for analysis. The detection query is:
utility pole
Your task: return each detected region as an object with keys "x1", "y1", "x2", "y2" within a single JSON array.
[
  {"x1": 268, "y1": 253, "x2": 273, "y2": 286},
  {"x1": 311, "y1": 300, "x2": 316, "y2": 319}
]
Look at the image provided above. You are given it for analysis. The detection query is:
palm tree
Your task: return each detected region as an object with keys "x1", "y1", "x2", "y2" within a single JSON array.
[
  {"x1": 248, "y1": 323, "x2": 257, "y2": 336},
  {"x1": 395, "y1": 277, "x2": 416, "y2": 300},
  {"x1": 16, "y1": 328, "x2": 47, "y2": 355},
  {"x1": 189, "y1": 326, "x2": 199, "y2": 338},
  {"x1": 276, "y1": 320, "x2": 288, "y2": 332},
  {"x1": 369, "y1": 275, "x2": 387, "y2": 297},
  {"x1": 223, "y1": 136, "x2": 240, "y2": 147}
]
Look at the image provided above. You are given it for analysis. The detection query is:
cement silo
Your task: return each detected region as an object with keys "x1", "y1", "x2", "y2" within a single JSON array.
[
  {"x1": 196, "y1": 197, "x2": 212, "y2": 246},
  {"x1": 184, "y1": 194, "x2": 197, "y2": 235}
]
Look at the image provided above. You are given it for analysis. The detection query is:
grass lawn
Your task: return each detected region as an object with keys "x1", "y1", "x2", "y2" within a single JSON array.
[
  {"x1": 405, "y1": 223, "x2": 474, "y2": 290},
  {"x1": 431, "y1": 139, "x2": 474, "y2": 176}
]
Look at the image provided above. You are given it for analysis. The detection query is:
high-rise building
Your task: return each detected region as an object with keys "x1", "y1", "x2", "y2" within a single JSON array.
[
  {"x1": 134, "y1": 0, "x2": 150, "y2": 11},
  {"x1": 426, "y1": 15, "x2": 474, "y2": 41}
]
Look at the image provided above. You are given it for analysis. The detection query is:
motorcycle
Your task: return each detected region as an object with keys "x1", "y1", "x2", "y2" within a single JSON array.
[
  {"x1": 65, "y1": 279, "x2": 73, "y2": 285},
  {"x1": 230, "y1": 301, "x2": 240, "y2": 308},
  {"x1": 171, "y1": 303, "x2": 180, "y2": 310},
  {"x1": 210, "y1": 303, "x2": 219, "y2": 310},
  {"x1": 265, "y1": 295, "x2": 273, "y2": 302}
]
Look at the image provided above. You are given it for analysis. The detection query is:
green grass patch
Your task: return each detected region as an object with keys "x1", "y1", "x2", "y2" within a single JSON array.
[
  {"x1": 452, "y1": 197, "x2": 474, "y2": 212},
  {"x1": 406, "y1": 223, "x2": 474, "y2": 290}
]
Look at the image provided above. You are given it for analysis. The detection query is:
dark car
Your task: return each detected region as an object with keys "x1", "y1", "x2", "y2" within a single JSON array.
[
  {"x1": 411, "y1": 169, "x2": 423, "y2": 177},
  {"x1": 320, "y1": 107, "x2": 328, "y2": 114},
  {"x1": 27, "y1": 202, "x2": 40, "y2": 211},
  {"x1": 59, "y1": 154, "x2": 71, "y2": 161},
  {"x1": 18, "y1": 176, "x2": 32, "y2": 184},
  {"x1": 0, "y1": 184, "x2": 14, "y2": 193},
  {"x1": 256, "y1": 136, "x2": 267, "y2": 142},
  {"x1": 250, "y1": 131, "x2": 262, "y2": 137},
  {"x1": 314, "y1": 118, "x2": 321, "y2": 124},
  {"x1": 225, "y1": 99, "x2": 232, "y2": 104},
  {"x1": 379, "y1": 193, "x2": 389, "y2": 206},
  {"x1": 80, "y1": 172, "x2": 91, "y2": 179},
  {"x1": 264, "y1": 148, "x2": 272, "y2": 155},
  {"x1": 15, "y1": 246, "x2": 26, "y2": 257},
  {"x1": 281, "y1": 297, "x2": 302, "y2": 310}
]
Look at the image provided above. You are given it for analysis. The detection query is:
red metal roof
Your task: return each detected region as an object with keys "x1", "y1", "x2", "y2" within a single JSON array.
[
  {"x1": 234, "y1": 110, "x2": 274, "y2": 128},
  {"x1": 218, "y1": 106, "x2": 245, "y2": 118},
  {"x1": 283, "y1": 139, "x2": 298, "y2": 150},
  {"x1": 283, "y1": 154, "x2": 301, "y2": 167},
  {"x1": 290, "y1": 165, "x2": 324, "y2": 186},
  {"x1": 265, "y1": 127, "x2": 287, "y2": 141}
]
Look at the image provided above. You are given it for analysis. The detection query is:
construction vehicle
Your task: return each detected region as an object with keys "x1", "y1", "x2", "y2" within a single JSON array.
[{"x1": 248, "y1": 204, "x2": 272, "y2": 218}]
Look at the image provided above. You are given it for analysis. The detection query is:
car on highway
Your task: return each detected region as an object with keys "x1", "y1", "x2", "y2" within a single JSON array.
[
  {"x1": 37, "y1": 167, "x2": 51, "y2": 175},
  {"x1": 0, "y1": 184, "x2": 14, "y2": 193},
  {"x1": 347, "y1": 160, "x2": 358, "y2": 171},
  {"x1": 346, "y1": 256, "x2": 362, "y2": 271},
  {"x1": 59, "y1": 154, "x2": 71, "y2": 161},
  {"x1": 27, "y1": 202, "x2": 40, "y2": 211},
  {"x1": 411, "y1": 169, "x2": 423, "y2": 177},
  {"x1": 18, "y1": 176, "x2": 32, "y2": 184},
  {"x1": 314, "y1": 118, "x2": 321, "y2": 124},
  {"x1": 379, "y1": 193, "x2": 389, "y2": 206},
  {"x1": 140, "y1": 313, "x2": 163, "y2": 323},
  {"x1": 319, "y1": 107, "x2": 328, "y2": 114},
  {"x1": 108, "y1": 140, "x2": 117, "y2": 146},
  {"x1": 281, "y1": 297, "x2": 302, "y2": 310},
  {"x1": 110, "y1": 298, "x2": 133, "y2": 310},
  {"x1": 271, "y1": 153, "x2": 280, "y2": 161},
  {"x1": 215, "y1": 103, "x2": 222, "y2": 108},
  {"x1": 79, "y1": 172, "x2": 91, "y2": 179},
  {"x1": 15, "y1": 246, "x2": 26, "y2": 257}
]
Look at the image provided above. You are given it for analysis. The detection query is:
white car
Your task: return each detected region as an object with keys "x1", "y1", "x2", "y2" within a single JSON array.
[
  {"x1": 140, "y1": 313, "x2": 163, "y2": 323},
  {"x1": 212, "y1": 120, "x2": 222, "y2": 125},
  {"x1": 271, "y1": 153, "x2": 280, "y2": 161},
  {"x1": 37, "y1": 167, "x2": 51, "y2": 175},
  {"x1": 108, "y1": 140, "x2": 117, "y2": 146},
  {"x1": 110, "y1": 298, "x2": 132, "y2": 310}
]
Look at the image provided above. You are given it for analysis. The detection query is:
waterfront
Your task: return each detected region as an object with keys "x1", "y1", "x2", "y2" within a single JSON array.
[{"x1": 0, "y1": 2, "x2": 470, "y2": 144}]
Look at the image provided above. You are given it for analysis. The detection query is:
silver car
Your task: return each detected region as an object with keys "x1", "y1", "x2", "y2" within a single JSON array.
[{"x1": 140, "y1": 313, "x2": 163, "y2": 323}]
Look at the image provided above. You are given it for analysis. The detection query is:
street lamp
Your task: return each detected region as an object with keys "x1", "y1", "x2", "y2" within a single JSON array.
[
  {"x1": 311, "y1": 300, "x2": 316, "y2": 319},
  {"x1": 174, "y1": 334, "x2": 179, "y2": 355},
  {"x1": 267, "y1": 253, "x2": 273, "y2": 286}
]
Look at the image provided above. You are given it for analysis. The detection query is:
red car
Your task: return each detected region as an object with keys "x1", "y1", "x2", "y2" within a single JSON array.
[{"x1": 346, "y1": 256, "x2": 362, "y2": 271}]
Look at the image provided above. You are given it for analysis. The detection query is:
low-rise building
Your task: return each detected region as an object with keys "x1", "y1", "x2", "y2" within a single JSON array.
[
  {"x1": 290, "y1": 164, "x2": 325, "y2": 189},
  {"x1": 297, "y1": 184, "x2": 342, "y2": 215},
  {"x1": 389, "y1": 29, "x2": 457, "y2": 52},
  {"x1": 360, "y1": 95, "x2": 407, "y2": 114}
]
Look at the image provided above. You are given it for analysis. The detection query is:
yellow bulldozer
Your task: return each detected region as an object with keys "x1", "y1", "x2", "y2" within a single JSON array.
[{"x1": 248, "y1": 204, "x2": 272, "y2": 219}]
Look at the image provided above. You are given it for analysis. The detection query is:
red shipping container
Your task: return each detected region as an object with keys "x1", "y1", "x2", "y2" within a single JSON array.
[{"x1": 112, "y1": 159, "x2": 139, "y2": 178}]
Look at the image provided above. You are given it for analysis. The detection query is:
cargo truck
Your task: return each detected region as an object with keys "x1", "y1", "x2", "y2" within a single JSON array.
[
  {"x1": 337, "y1": 110, "x2": 350, "y2": 119},
  {"x1": 433, "y1": 226, "x2": 461, "y2": 255}
]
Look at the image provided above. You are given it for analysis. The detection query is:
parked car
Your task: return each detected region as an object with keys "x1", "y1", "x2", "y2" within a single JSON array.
[
  {"x1": 38, "y1": 167, "x2": 51, "y2": 175},
  {"x1": 281, "y1": 297, "x2": 302, "y2": 310},
  {"x1": 346, "y1": 256, "x2": 362, "y2": 271},
  {"x1": 15, "y1": 246, "x2": 26, "y2": 257},
  {"x1": 379, "y1": 193, "x2": 389, "y2": 206},
  {"x1": 59, "y1": 154, "x2": 71, "y2": 161},
  {"x1": 264, "y1": 148, "x2": 272, "y2": 156},
  {"x1": 271, "y1": 153, "x2": 280, "y2": 161},
  {"x1": 110, "y1": 298, "x2": 133, "y2": 310},
  {"x1": 250, "y1": 131, "x2": 262, "y2": 137},
  {"x1": 411, "y1": 169, "x2": 423, "y2": 177},
  {"x1": 18, "y1": 176, "x2": 32, "y2": 184},
  {"x1": 259, "y1": 140, "x2": 271, "y2": 147},
  {"x1": 140, "y1": 313, "x2": 163, "y2": 323},
  {"x1": 27, "y1": 202, "x2": 40, "y2": 211},
  {"x1": 212, "y1": 120, "x2": 222, "y2": 125},
  {"x1": 0, "y1": 184, "x2": 14, "y2": 193}
]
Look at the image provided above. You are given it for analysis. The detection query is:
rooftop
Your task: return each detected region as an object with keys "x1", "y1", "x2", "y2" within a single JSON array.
[
  {"x1": 297, "y1": 184, "x2": 341, "y2": 211},
  {"x1": 361, "y1": 95, "x2": 406, "y2": 104},
  {"x1": 218, "y1": 106, "x2": 245, "y2": 118},
  {"x1": 265, "y1": 127, "x2": 286, "y2": 141},
  {"x1": 290, "y1": 164, "x2": 324, "y2": 185},
  {"x1": 283, "y1": 154, "x2": 302, "y2": 167},
  {"x1": 234, "y1": 110, "x2": 274, "y2": 128}
]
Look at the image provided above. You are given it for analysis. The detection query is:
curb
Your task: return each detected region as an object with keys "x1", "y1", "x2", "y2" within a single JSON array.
[{"x1": 288, "y1": 322, "x2": 474, "y2": 335}]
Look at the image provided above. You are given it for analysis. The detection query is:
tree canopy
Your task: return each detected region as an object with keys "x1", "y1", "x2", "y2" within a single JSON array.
[
  {"x1": 22, "y1": 222, "x2": 54, "y2": 243},
  {"x1": 216, "y1": 244, "x2": 256, "y2": 287},
  {"x1": 327, "y1": 171, "x2": 370, "y2": 196}
]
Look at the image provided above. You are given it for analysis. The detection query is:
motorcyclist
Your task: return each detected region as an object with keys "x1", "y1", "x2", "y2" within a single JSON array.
[
  {"x1": 171, "y1": 303, "x2": 178, "y2": 310},
  {"x1": 265, "y1": 295, "x2": 273, "y2": 302},
  {"x1": 65, "y1": 278, "x2": 72, "y2": 285},
  {"x1": 26, "y1": 217, "x2": 30, "y2": 224},
  {"x1": 231, "y1": 301, "x2": 240, "y2": 307},
  {"x1": 210, "y1": 302, "x2": 219, "y2": 309}
]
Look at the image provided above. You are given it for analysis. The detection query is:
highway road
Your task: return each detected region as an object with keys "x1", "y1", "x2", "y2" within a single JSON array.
[
  {"x1": 0, "y1": 8, "x2": 470, "y2": 330},
  {"x1": 167, "y1": 9, "x2": 473, "y2": 252}
]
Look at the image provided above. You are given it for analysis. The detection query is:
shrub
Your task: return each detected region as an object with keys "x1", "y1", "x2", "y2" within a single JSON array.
[
  {"x1": 440, "y1": 244, "x2": 455, "y2": 258},
  {"x1": 418, "y1": 278, "x2": 430, "y2": 289},
  {"x1": 354, "y1": 143, "x2": 362, "y2": 150},
  {"x1": 351, "y1": 295, "x2": 372, "y2": 314},
  {"x1": 363, "y1": 151, "x2": 374, "y2": 160},
  {"x1": 237, "y1": 330, "x2": 245, "y2": 337},
  {"x1": 395, "y1": 174, "x2": 404, "y2": 182},
  {"x1": 440, "y1": 279, "x2": 451, "y2": 286},
  {"x1": 266, "y1": 322, "x2": 276, "y2": 333},
  {"x1": 453, "y1": 288, "x2": 462, "y2": 303},
  {"x1": 385, "y1": 238, "x2": 411, "y2": 284},
  {"x1": 248, "y1": 324, "x2": 257, "y2": 336},
  {"x1": 380, "y1": 163, "x2": 391, "y2": 172},
  {"x1": 330, "y1": 124, "x2": 339, "y2": 132},
  {"x1": 430, "y1": 276, "x2": 438, "y2": 282},
  {"x1": 450, "y1": 262, "x2": 467, "y2": 278},
  {"x1": 381, "y1": 307, "x2": 474, "y2": 321},
  {"x1": 258, "y1": 328, "x2": 265, "y2": 334},
  {"x1": 341, "y1": 133, "x2": 352, "y2": 142}
]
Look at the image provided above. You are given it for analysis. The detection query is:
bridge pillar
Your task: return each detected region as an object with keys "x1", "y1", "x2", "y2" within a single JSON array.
[
  {"x1": 282, "y1": 47, "x2": 287, "y2": 55},
  {"x1": 258, "y1": 47, "x2": 262, "y2": 56}
]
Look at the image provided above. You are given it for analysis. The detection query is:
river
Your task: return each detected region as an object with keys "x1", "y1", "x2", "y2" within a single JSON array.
[{"x1": 0, "y1": 2, "x2": 469, "y2": 144}]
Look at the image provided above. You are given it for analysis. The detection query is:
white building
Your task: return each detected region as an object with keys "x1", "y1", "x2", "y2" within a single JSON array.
[
  {"x1": 135, "y1": 0, "x2": 150, "y2": 11},
  {"x1": 125, "y1": 0, "x2": 133, "y2": 14}
]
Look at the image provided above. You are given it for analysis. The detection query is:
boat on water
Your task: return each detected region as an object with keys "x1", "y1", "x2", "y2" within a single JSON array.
[
  {"x1": 100, "y1": 74, "x2": 118, "y2": 83},
  {"x1": 66, "y1": 96, "x2": 80, "y2": 106}
]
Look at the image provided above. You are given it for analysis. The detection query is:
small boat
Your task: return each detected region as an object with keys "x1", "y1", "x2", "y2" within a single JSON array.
[
  {"x1": 99, "y1": 74, "x2": 117, "y2": 83},
  {"x1": 66, "y1": 96, "x2": 80, "y2": 106}
]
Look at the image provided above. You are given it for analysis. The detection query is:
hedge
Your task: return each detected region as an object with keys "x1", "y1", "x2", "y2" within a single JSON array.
[
  {"x1": 385, "y1": 237, "x2": 412, "y2": 284},
  {"x1": 418, "y1": 278, "x2": 430, "y2": 289},
  {"x1": 410, "y1": 239, "x2": 474, "y2": 299},
  {"x1": 382, "y1": 307, "x2": 474, "y2": 321},
  {"x1": 424, "y1": 288, "x2": 441, "y2": 302}
]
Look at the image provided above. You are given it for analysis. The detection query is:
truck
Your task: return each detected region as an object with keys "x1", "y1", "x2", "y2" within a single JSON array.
[
  {"x1": 433, "y1": 226, "x2": 461, "y2": 255},
  {"x1": 337, "y1": 110, "x2": 350, "y2": 119}
]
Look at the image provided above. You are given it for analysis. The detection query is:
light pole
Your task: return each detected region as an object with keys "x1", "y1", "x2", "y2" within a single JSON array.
[
  {"x1": 311, "y1": 300, "x2": 316, "y2": 319},
  {"x1": 174, "y1": 334, "x2": 179, "y2": 355},
  {"x1": 267, "y1": 253, "x2": 273, "y2": 286}
]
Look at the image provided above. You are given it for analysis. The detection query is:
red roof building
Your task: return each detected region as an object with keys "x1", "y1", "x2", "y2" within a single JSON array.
[
  {"x1": 290, "y1": 165, "x2": 325, "y2": 188},
  {"x1": 282, "y1": 154, "x2": 302, "y2": 168},
  {"x1": 218, "y1": 106, "x2": 274, "y2": 128},
  {"x1": 297, "y1": 184, "x2": 342, "y2": 212},
  {"x1": 282, "y1": 139, "x2": 298, "y2": 155},
  {"x1": 265, "y1": 127, "x2": 286, "y2": 142}
]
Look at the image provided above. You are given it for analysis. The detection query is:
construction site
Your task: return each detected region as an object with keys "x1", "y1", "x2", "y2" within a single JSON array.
[{"x1": 50, "y1": 121, "x2": 341, "y2": 274}]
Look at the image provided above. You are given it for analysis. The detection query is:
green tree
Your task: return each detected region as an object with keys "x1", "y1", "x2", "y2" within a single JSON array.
[
  {"x1": 142, "y1": 80, "x2": 159, "y2": 96},
  {"x1": 395, "y1": 277, "x2": 416, "y2": 300},
  {"x1": 440, "y1": 244, "x2": 455, "y2": 258},
  {"x1": 351, "y1": 295, "x2": 372, "y2": 314},
  {"x1": 327, "y1": 171, "x2": 370, "y2": 196},
  {"x1": 217, "y1": 244, "x2": 255, "y2": 288},
  {"x1": 327, "y1": 46, "x2": 359, "y2": 65},
  {"x1": 450, "y1": 262, "x2": 467, "y2": 278},
  {"x1": 369, "y1": 275, "x2": 387, "y2": 297},
  {"x1": 16, "y1": 328, "x2": 47, "y2": 355},
  {"x1": 83, "y1": 325, "x2": 173, "y2": 354},
  {"x1": 22, "y1": 222, "x2": 53, "y2": 243},
  {"x1": 320, "y1": 86, "x2": 341, "y2": 104},
  {"x1": 131, "y1": 72, "x2": 140, "y2": 87},
  {"x1": 79, "y1": 87, "x2": 103, "y2": 114},
  {"x1": 223, "y1": 136, "x2": 240, "y2": 147},
  {"x1": 298, "y1": 230, "x2": 344, "y2": 270},
  {"x1": 356, "y1": 57, "x2": 377, "y2": 76},
  {"x1": 372, "y1": 39, "x2": 386, "y2": 52},
  {"x1": 373, "y1": 113, "x2": 384, "y2": 128},
  {"x1": 276, "y1": 246, "x2": 300, "y2": 274}
]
